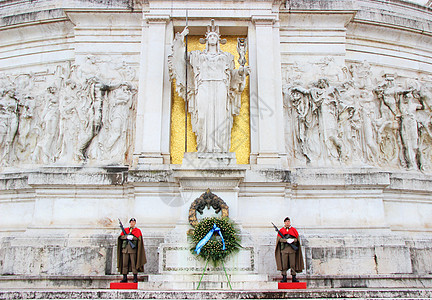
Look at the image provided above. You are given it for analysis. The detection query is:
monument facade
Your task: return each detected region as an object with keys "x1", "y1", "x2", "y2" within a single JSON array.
[{"x1": 0, "y1": 0, "x2": 432, "y2": 289}]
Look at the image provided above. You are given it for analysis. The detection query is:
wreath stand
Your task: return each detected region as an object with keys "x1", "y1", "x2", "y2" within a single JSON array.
[{"x1": 196, "y1": 258, "x2": 232, "y2": 290}]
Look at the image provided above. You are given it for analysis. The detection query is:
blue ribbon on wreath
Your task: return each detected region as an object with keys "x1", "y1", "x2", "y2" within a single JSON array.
[{"x1": 194, "y1": 223, "x2": 226, "y2": 255}]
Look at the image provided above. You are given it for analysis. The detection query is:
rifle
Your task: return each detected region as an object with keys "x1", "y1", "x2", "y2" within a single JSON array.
[
  {"x1": 271, "y1": 222, "x2": 298, "y2": 251},
  {"x1": 118, "y1": 218, "x2": 136, "y2": 249}
]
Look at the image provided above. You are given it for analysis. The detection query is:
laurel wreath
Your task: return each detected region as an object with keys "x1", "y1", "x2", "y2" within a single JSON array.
[
  {"x1": 190, "y1": 217, "x2": 242, "y2": 266},
  {"x1": 188, "y1": 190, "x2": 229, "y2": 227}
]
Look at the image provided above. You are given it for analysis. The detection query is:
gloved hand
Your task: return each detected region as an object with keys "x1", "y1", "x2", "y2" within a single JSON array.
[
  {"x1": 127, "y1": 235, "x2": 133, "y2": 240},
  {"x1": 287, "y1": 238, "x2": 295, "y2": 244}
]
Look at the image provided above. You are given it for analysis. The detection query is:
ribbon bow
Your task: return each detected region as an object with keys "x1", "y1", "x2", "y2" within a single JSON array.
[{"x1": 194, "y1": 223, "x2": 226, "y2": 255}]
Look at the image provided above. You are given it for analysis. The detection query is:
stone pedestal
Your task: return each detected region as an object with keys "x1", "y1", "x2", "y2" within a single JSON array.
[{"x1": 150, "y1": 153, "x2": 263, "y2": 289}]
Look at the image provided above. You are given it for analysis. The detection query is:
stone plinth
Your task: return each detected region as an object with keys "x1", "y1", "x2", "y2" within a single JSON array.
[{"x1": 158, "y1": 244, "x2": 256, "y2": 274}]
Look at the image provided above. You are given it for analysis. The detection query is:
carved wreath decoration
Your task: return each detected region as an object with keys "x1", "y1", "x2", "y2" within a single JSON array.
[
  {"x1": 189, "y1": 216, "x2": 241, "y2": 267},
  {"x1": 188, "y1": 189, "x2": 229, "y2": 227}
]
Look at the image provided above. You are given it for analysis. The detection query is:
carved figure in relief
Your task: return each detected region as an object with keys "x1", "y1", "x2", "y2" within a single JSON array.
[
  {"x1": 360, "y1": 90, "x2": 380, "y2": 164},
  {"x1": 16, "y1": 95, "x2": 36, "y2": 162},
  {"x1": 374, "y1": 77, "x2": 402, "y2": 167},
  {"x1": 0, "y1": 89, "x2": 19, "y2": 164},
  {"x1": 169, "y1": 19, "x2": 250, "y2": 153},
  {"x1": 375, "y1": 75, "x2": 401, "y2": 118},
  {"x1": 13, "y1": 74, "x2": 38, "y2": 163},
  {"x1": 347, "y1": 61, "x2": 373, "y2": 90},
  {"x1": 320, "y1": 57, "x2": 344, "y2": 83},
  {"x1": 287, "y1": 85, "x2": 321, "y2": 164},
  {"x1": 417, "y1": 83, "x2": 432, "y2": 170},
  {"x1": 36, "y1": 85, "x2": 60, "y2": 163},
  {"x1": 77, "y1": 78, "x2": 106, "y2": 161},
  {"x1": 311, "y1": 78, "x2": 342, "y2": 163},
  {"x1": 397, "y1": 83, "x2": 422, "y2": 170},
  {"x1": 89, "y1": 83, "x2": 135, "y2": 164},
  {"x1": 338, "y1": 80, "x2": 362, "y2": 164},
  {"x1": 58, "y1": 79, "x2": 81, "y2": 163},
  {"x1": 339, "y1": 106, "x2": 362, "y2": 164}
]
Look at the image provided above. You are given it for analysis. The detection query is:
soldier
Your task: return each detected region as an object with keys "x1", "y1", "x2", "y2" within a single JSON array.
[
  {"x1": 275, "y1": 217, "x2": 304, "y2": 282},
  {"x1": 117, "y1": 218, "x2": 146, "y2": 283}
]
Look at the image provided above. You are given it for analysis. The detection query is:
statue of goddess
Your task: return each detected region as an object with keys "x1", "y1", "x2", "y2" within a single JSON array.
[{"x1": 169, "y1": 20, "x2": 249, "y2": 153}]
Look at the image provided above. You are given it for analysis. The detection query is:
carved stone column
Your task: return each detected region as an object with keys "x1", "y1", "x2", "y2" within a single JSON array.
[
  {"x1": 251, "y1": 16, "x2": 287, "y2": 166},
  {"x1": 134, "y1": 15, "x2": 170, "y2": 165}
]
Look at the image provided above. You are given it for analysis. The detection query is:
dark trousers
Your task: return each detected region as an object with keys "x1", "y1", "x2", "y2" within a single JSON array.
[
  {"x1": 122, "y1": 252, "x2": 137, "y2": 275},
  {"x1": 281, "y1": 246, "x2": 296, "y2": 276}
]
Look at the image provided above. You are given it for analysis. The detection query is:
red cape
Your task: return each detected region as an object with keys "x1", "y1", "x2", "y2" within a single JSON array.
[
  {"x1": 121, "y1": 227, "x2": 142, "y2": 238},
  {"x1": 278, "y1": 226, "x2": 299, "y2": 238},
  {"x1": 275, "y1": 226, "x2": 304, "y2": 273}
]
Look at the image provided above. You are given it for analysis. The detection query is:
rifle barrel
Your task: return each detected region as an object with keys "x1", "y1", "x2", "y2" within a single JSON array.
[{"x1": 118, "y1": 218, "x2": 136, "y2": 249}]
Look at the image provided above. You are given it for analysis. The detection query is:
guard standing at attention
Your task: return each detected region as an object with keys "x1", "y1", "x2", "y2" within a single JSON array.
[
  {"x1": 117, "y1": 218, "x2": 146, "y2": 283},
  {"x1": 275, "y1": 217, "x2": 304, "y2": 282}
]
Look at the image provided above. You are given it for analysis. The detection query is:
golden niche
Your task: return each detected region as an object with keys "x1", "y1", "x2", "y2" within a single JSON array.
[{"x1": 170, "y1": 35, "x2": 250, "y2": 164}]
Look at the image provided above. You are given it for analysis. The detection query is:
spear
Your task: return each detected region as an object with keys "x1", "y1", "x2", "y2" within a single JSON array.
[{"x1": 184, "y1": 9, "x2": 188, "y2": 154}]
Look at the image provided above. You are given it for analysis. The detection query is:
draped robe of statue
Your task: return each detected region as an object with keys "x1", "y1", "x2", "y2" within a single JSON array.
[{"x1": 169, "y1": 22, "x2": 248, "y2": 153}]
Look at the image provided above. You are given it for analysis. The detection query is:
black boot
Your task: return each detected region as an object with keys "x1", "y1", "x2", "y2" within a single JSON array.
[
  {"x1": 133, "y1": 274, "x2": 138, "y2": 283},
  {"x1": 280, "y1": 275, "x2": 287, "y2": 283},
  {"x1": 120, "y1": 274, "x2": 127, "y2": 283},
  {"x1": 292, "y1": 275, "x2": 299, "y2": 282}
]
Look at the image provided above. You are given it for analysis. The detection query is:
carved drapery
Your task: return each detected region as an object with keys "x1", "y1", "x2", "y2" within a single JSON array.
[
  {"x1": 0, "y1": 56, "x2": 137, "y2": 167},
  {"x1": 283, "y1": 58, "x2": 432, "y2": 172}
]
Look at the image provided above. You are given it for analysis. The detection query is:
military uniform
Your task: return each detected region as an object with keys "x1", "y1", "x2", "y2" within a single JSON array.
[
  {"x1": 117, "y1": 219, "x2": 146, "y2": 283},
  {"x1": 275, "y1": 225, "x2": 304, "y2": 282}
]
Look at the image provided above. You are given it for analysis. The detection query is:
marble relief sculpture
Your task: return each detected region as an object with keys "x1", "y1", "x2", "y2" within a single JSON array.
[
  {"x1": 0, "y1": 56, "x2": 136, "y2": 167},
  {"x1": 168, "y1": 19, "x2": 250, "y2": 153},
  {"x1": 1, "y1": 51, "x2": 432, "y2": 173},
  {"x1": 283, "y1": 59, "x2": 432, "y2": 172}
]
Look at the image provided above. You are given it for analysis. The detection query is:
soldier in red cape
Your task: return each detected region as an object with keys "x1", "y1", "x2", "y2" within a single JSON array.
[
  {"x1": 117, "y1": 218, "x2": 147, "y2": 283},
  {"x1": 275, "y1": 217, "x2": 304, "y2": 282}
]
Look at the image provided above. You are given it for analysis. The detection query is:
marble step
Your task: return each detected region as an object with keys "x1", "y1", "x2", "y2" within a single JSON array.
[
  {"x1": 140, "y1": 274, "x2": 277, "y2": 290},
  {"x1": 1, "y1": 274, "x2": 431, "y2": 289},
  {"x1": 1, "y1": 288, "x2": 432, "y2": 299}
]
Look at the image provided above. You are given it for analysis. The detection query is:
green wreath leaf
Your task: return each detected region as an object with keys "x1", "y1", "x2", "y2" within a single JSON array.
[{"x1": 189, "y1": 217, "x2": 242, "y2": 267}]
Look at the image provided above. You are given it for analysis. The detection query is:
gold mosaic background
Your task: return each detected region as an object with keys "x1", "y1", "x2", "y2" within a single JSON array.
[{"x1": 170, "y1": 36, "x2": 250, "y2": 164}]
